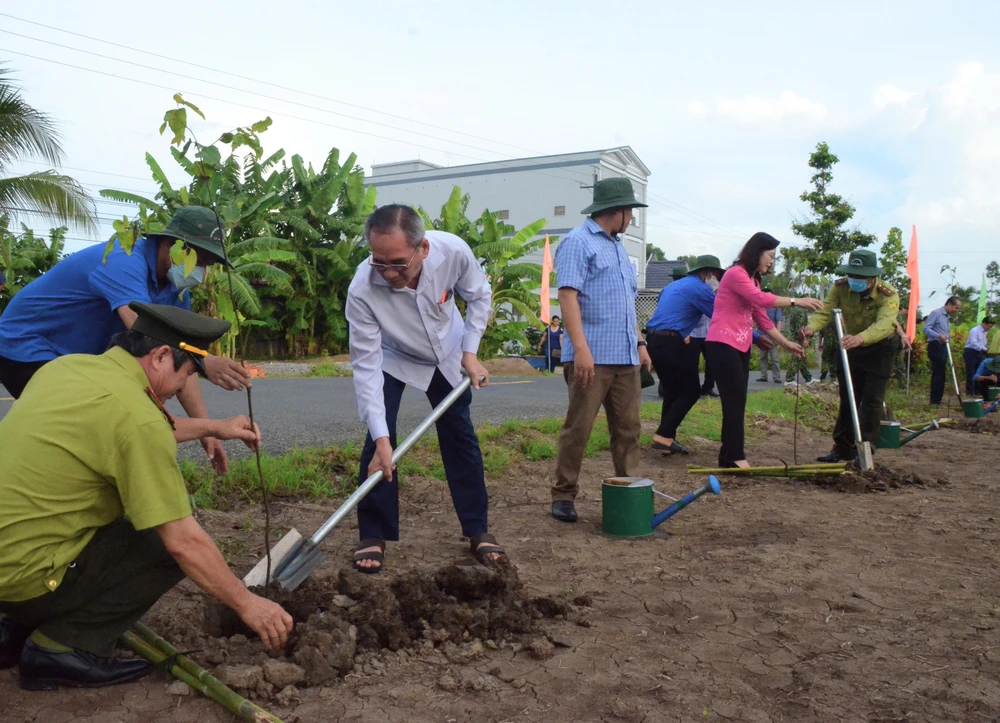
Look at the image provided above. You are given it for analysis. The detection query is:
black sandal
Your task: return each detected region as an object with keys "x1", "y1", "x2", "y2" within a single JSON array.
[
  {"x1": 352, "y1": 538, "x2": 385, "y2": 574},
  {"x1": 469, "y1": 533, "x2": 506, "y2": 565},
  {"x1": 652, "y1": 441, "x2": 689, "y2": 455}
]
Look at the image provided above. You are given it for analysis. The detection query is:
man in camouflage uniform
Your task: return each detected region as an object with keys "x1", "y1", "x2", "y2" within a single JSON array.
[
  {"x1": 784, "y1": 305, "x2": 814, "y2": 384},
  {"x1": 802, "y1": 250, "x2": 901, "y2": 463}
]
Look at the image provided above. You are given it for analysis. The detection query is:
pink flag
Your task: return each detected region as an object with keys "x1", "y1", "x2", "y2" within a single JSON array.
[
  {"x1": 905, "y1": 225, "x2": 920, "y2": 342},
  {"x1": 540, "y1": 234, "x2": 552, "y2": 324}
]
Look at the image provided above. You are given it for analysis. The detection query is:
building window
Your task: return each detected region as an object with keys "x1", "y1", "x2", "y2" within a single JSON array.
[
  {"x1": 554, "y1": 205, "x2": 565, "y2": 216},
  {"x1": 629, "y1": 215, "x2": 638, "y2": 227},
  {"x1": 498, "y1": 209, "x2": 510, "y2": 220}
]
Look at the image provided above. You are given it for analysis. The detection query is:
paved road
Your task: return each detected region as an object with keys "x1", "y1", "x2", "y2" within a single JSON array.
[{"x1": 0, "y1": 372, "x2": 808, "y2": 460}]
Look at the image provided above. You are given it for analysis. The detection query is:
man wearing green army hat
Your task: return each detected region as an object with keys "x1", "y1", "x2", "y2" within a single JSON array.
[
  {"x1": 0, "y1": 206, "x2": 251, "y2": 474},
  {"x1": 551, "y1": 177, "x2": 653, "y2": 523},
  {"x1": 0, "y1": 302, "x2": 293, "y2": 691},
  {"x1": 801, "y1": 250, "x2": 902, "y2": 463}
]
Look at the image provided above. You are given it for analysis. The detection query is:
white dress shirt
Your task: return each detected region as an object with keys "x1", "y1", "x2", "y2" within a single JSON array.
[
  {"x1": 346, "y1": 230, "x2": 492, "y2": 440},
  {"x1": 966, "y1": 323, "x2": 989, "y2": 352}
]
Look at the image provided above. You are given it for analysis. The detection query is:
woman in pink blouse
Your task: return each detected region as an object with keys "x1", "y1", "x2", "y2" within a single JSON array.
[{"x1": 706, "y1": 233, "x2": 824, "y2": 468}]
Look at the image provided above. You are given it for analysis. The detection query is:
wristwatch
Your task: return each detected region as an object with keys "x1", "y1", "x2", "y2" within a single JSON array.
[
  {"x1": 637, "y1": 340, "x2": 647, "y2": 348},
  {"x1": 790, "y1": 298, "x2": 796, "y2": 307}
]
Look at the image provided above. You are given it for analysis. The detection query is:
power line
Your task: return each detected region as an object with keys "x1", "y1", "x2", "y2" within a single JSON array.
[
  {"x1": 2, "y1": 18, "x2": 748, "y2": 242},
  {"x1": 0, "y1": 11, "x2": 541, "y2": 155},
  {"x1": 0, "y1": 28, "x2": 528, "y2": 159},
  {"x1": 0, "y1": 47, "x2": 495, "y2": 163}
]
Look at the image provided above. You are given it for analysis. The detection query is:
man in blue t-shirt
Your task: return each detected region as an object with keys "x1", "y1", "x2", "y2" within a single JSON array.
[{"x1": 0, "y1": 206, "x2": 250, "y2": 473}]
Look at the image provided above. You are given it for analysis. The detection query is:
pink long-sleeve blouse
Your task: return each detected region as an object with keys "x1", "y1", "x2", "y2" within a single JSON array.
[{"x1": 706, "y1": 265, "x2": 779, "y2": 352}]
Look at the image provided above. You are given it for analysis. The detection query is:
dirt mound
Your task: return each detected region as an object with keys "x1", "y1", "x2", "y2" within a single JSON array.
[
  {"x1": 484, "y1": 357, "x2": 537, "y2": 376},
  {"x1": 806, "y1": 463, "x2": 944, "y2": 493},
  {"x1": 176, "y1": 560, "x2": 574, "y2": 700},
  {"x1": 949, "y1": 417, "x2": 999, "y2": 435}
]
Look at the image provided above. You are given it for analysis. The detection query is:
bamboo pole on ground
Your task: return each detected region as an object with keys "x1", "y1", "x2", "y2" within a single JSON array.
[{"x1": 123, "y1": 624, "x2": 283, "y2": 723}]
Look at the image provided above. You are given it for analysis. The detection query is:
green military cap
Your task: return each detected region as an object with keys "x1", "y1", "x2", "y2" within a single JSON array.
[
  {"x1": 158, "y1": 206, "x2": 232, "y2": 267},
  {"x1": 838, "y1": 249, "x2": 883, "y2": 277},
  {"x1": 129, "y1": 301, "x2": 231, "y2": 376},
  {"x1": 671, "y1": 265, "x2": 688, "y2": 280},
  {"x1": 687, "y1": 254, "x2": 724, "y2": 274},
  {"x1": 581, "y1": 177, "x2": 649, "y2": 215}
]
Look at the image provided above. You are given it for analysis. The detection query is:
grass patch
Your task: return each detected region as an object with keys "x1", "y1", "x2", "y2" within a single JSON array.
[{"x1": 306, "y1": 361, "x2": 353, "y2": 377}]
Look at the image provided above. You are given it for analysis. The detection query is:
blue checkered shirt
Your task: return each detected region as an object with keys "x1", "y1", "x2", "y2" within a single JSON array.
[{"x1": 555, "y1": 218, "x2": 639, "y2": 365}]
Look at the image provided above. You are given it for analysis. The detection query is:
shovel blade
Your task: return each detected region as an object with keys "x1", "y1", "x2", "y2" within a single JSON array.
[
  {"x1": 858, "y1": 442, "x2": 875, "y2": 472},
  {"x1": 243, "y1": 528, "x2": 304, "y2": 588}
]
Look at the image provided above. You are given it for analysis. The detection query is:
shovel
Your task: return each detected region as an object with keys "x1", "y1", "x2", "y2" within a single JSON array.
[
  {"x1": 243, "y1": 375, "x2": 479, "y2": 591},
  {"x1": 832, "y1": 309, "x2": 874, "y2": 472},
  {"x1": 943, "y1": 339, "x2": 964, "y2": 401}
]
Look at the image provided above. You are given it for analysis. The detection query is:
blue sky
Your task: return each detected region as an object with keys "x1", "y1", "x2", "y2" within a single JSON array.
[{"x1": 3, "y1": 0, "x2": 998, "y2": 304}]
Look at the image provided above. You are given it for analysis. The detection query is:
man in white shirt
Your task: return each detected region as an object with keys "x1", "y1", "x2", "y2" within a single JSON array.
[
  {"x1": 964, "y1": 316, "x2": 994, "y2": 396},
  {"x1": 345, "y1": 204, "x2": 504, "y2": 573}
]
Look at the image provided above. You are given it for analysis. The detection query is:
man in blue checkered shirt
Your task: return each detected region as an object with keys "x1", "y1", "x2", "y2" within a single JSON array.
[{"x1": 550, "y1": 178, "x2": 653, "y2": 523}]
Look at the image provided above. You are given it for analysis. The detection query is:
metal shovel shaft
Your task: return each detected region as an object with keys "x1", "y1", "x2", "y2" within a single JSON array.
[
  {"x1": 308, "y1": 375, "x2": 474, "y2": 548},
  {"x1": 943, "y1": 339, "x2": 963, "y2": 399},
  {"x1": 832, "y1": 310, "x2": 864, "y2": 450}
]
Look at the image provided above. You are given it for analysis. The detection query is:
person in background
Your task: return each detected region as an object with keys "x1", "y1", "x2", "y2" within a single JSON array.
[
  {"x1": 551, "y1": 177, "x2": 653, "y2": 523},
  {"x1": 819, "y1": 324, "x2": 837, "y2": 383},
  {"x1": 705, "y1": 233, "x2": 824, "y2": 469},
  {"x1": 971, "y1": 356, "x2": 999, "y2": 401},
  {"x1": 537, "y1": 315, "x2": 563, "y2": 373},
  {"x1": 802, "y1": 250, "x2": 901, "y2": 464},
  {"x1": 924, "y1": 296, "x2": 963, "y2": 405},
  {"x1": 964, "y1": 316, "x2": 994, "y2": 396},
  {"x1": 0, "y1": 207, "x2": 250, "y2": 474},
  {"x1": 756, "y1": 288, "x2": 783, "y2": 383},
  {"x1": 645, "y1": 255, "x2": 724, "y2": 456}
]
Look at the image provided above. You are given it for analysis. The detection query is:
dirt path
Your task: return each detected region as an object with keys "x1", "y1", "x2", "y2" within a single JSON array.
[{"x1": 3, "y1": 416, "x2": 999, "y2": 722}]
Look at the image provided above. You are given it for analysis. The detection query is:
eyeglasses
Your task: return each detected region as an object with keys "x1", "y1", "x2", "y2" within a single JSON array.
[{"x1": 369, "y1": 248, "x2": 418, "y2": 274}]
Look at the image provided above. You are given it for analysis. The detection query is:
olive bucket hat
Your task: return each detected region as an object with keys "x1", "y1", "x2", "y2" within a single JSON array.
[
  {"x1": 671, "y1": 265, "x2": 688, "y2": 280},
  {"x1": 581, "y1": 177, "x2": 649, "y2": 215},
  {"x1": 838, "y1": 249, "x2": 883, "y2": 278},
  {"x1": 158, "y1": 206, "x2": 232, "y2": 267},
  {"x1": 687, "y1": 254, "x2": 724, "y2": 274}
]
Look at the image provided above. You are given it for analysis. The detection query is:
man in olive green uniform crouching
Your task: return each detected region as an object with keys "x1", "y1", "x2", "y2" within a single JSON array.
[
  {"x1": 801, "y1": 250, "x2": 901, "y2": 463},
  {"x1": 0, "y1": 302, "x2": 293, "y2": 691}
]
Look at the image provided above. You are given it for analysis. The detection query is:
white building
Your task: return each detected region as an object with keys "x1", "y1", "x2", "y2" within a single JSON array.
[{"x1": 365, "y1": 147, "x2": 651, "y2": 287}]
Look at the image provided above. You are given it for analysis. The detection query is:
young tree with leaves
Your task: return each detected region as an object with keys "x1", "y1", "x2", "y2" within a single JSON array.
[{"x1": 783, "y1": 142, "x2": 877, "y2": 278}]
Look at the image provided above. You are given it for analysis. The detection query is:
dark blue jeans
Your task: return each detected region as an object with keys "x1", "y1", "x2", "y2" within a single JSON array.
[
  {"x1": 356, "y1": 370, "x2": 488, "y2": 542},
  {"x1": 927, "y1": 341, "x2": 947, "y2": 404}
]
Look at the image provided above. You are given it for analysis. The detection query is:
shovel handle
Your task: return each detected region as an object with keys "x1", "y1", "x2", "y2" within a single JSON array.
[
  {"x1": 307, "y1": 376, "x2": 477, "y2": 546},
  {"x1": 832, "y1": 310, "x2": 865, "y2": 449}
]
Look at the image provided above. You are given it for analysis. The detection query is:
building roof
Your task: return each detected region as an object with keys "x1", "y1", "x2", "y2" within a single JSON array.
[{"x1": 644, "y1": 260, "x2": 690, "y2": 290}]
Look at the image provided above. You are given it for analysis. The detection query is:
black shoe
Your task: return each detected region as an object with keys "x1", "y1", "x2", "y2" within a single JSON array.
[
  {"x1": 551, "y1": 501, "x2": 578, "y2": 523},
  {"x1": 702, "y1": 389, "x2": 719, "y2": 398},
  {"x1": 18, "y1": 640, "x2": 154, "y2": 691},
  {"x1": 820, "y1": 372, "x2": 828, "y2": 382},
  {"x1": 0, "y1": 618, "x2": 32, "y2": 669},
  {"x1": 756, "y1": 377, "x2": 767, "y2": 382},
  {"x1": 816, "y1": 450, "x2": 852, "y2": 463}
]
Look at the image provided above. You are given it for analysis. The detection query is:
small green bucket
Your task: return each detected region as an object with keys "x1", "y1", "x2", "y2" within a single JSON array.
[
  {"x1": 878, "y1": 421, "x2": 901, "y2": 449},
  {"x1": 962, "y1": 399, "x2": 985, "y2": 418},
  {"x1": 988, "y1": 387, "x2": 1000, "y2": 402},
  {"x1": 602, "y1": 477, "x2": 654, "y2": 537}
]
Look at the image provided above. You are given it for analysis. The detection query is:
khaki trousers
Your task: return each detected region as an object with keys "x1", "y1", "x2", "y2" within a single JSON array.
[{"x1": 552, "y1": 363, "x2": 642, "y2": 502}]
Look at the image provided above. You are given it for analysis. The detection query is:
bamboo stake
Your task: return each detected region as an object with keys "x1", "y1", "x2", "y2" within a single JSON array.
[{"x1": 123, "y1": 626, "x2": 283, "y2": 723}]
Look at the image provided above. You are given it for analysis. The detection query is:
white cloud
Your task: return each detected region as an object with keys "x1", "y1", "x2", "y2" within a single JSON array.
[
  {"x1": 686, "y1": 90, "x2": 832, "y2": 128},
  {"x1": 872, "y1": 83, "x2": 920, "y2": 110}
]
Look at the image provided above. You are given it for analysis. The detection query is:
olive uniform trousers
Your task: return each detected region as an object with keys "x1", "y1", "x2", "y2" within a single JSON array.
[
  {"x1": 0, "y1": 519, "x2": 183, "y2": 657},
  {"x1": 832, "y1": 336, "x2": 900, "y2": 458}
]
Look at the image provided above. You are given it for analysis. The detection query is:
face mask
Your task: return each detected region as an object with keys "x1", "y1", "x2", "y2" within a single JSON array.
[
  {"x1": 167, "y1": 264, "x2": 206, "y2": 290},
  {"x1": 847, "y1": 278, "x2": 869, "y2": 294},
  {"x1": 707, "y1": 276, "x2": 720, "y2": 291}
]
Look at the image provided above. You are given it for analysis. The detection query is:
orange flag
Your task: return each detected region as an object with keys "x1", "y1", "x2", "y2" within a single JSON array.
[
  {"x1": 539, "y1": 234, "x2": 553, "y2": 324},
  {"x1": 905, "y1": 225, "x2": 920, "y2": 342}
]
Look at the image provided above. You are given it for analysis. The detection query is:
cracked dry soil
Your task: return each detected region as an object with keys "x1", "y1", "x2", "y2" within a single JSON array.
[{"x1": 2, "y1": 412, "x2": 999, "y2": 722}]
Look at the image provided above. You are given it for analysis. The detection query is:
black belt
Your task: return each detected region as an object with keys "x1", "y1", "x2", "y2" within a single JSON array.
[{"x1": 647, "y1": 329, "x2": 681, "y2": 338}]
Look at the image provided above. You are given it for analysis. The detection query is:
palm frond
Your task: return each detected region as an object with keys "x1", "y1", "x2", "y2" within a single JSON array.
[
  {"x1": 99, "y1": 189, "x2": 162, "y2": 210},
  {"x1": 0, "y1": 74, "x2": 63, "y2": 166},
  {"x1": 0, "y1": 171, "x2": 97, "y2": 232},
  {"x1": 228, "y1": 236, "x2": 292, "y2": 257}
]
